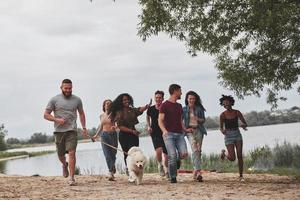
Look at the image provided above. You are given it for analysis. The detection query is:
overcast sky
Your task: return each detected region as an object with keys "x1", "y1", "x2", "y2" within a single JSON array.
[{"x1": 0, "y1": 0, "x2": 298, "y2": 139}]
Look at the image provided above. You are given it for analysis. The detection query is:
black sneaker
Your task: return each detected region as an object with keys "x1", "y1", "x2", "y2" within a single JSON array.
[
  {"x1": 170, "y1": 177, "x2": 177, "y2": 183},
  {"x1": 176, "y1": 159, "x2": 181, "y2": 169}
]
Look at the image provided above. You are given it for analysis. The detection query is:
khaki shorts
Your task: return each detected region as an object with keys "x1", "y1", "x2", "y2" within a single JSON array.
[{"x1": 54, "y1": 131, "x2": 78, "y2": 156}]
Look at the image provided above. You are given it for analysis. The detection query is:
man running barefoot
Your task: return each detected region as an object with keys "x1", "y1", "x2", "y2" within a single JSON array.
[{"x1": 44, "y1": 79, "x2": 88, "y2": 186}]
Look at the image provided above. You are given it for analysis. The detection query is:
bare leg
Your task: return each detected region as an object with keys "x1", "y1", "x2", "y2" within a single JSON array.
[
  {"x1": 180, "y1": 153, "x2": 188, "y2": 159},
  {"x1": 58, "y1": 155, "x2": 67, "y2": 166},
  {"x1": 68, "y1": 150, "x2": 76, "y2": 180},
  {"x1": 225, "y1": 144, "x2": 236, "y2": 161},
  {"x1": 235, "y1": 140, "x2": 243, "y2": 177},
  {"x1": 155, "y1": 147, "x2": 163, "y2": 163},
  {"x1": 59, "y1": 155, "x2": 69, "y2": 178},
  {"x1": 163, "y1": 153, "x2": 168, "y2": 170}
]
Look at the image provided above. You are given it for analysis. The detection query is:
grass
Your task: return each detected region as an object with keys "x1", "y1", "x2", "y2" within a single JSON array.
[{"x1": 144, "y1": 141, "x2": 300, "y2": 181}]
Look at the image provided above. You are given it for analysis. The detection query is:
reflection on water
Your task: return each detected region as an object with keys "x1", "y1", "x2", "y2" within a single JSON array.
[{"x1": 1, "y1": 122, "x2": 300, "y2": 176}]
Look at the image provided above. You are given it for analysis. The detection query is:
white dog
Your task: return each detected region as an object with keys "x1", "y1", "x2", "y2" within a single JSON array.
[{"x1": 126, "y1": 146, "x2": 147, "y2": 185}]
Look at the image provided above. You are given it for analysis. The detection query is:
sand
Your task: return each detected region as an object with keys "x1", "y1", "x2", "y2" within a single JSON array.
[{"x1": 0, "y1": 172, "x2": 299, "y2": 200}]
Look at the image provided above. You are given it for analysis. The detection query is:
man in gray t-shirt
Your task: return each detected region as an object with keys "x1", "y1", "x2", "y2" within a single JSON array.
[{"x1": 44, "y1": 79, "x2": 88, "y2": 186}]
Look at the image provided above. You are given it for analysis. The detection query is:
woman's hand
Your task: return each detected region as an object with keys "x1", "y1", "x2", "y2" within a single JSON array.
[
  {"x1": 241, "y1": 123, "x2": 248, "y2": 131},
  {"x1": 147, "y1": 127, "x2": 153, "y2": 134},
  {"x1": 92, "y1": 134, "x2": 98, "y2": 141},
  {"x1": 111, "y1": 126, "x2": 116, "y2": 131},
  {"x1": 220, "y1": 128, "x2": 226, "y2": 135},
  {"x1": 197, "y1": 117, "x2": 205, "y2": 124},
  {"x1": 132, "y1": 130, "x2": 140, "y2": 136},
  {"x1": 186, "y1": 128, "x2": 194, "y2": 134}
]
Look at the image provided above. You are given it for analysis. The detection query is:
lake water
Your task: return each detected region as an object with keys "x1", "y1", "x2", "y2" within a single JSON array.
[{"x1": 1, "y1": 122, "x2": 299, "y2": 176}]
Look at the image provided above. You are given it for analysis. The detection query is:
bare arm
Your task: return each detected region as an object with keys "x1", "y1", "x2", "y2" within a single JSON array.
[
  {"x1": 158, "y1": 113, "x2": 168, "y2": 136},
  {"x1": 237, "y1": 111, "x2": 248, "y2": 130},
  {"x1": 43, "y1": 109, "x2": 65, "y2": 125},
  {"x1": 93, "y1": 123, "x2": 103, "y2": 138},
  {"x1": 146, "y1": 115, "x2": 153, "y2": 134},
  {"x1": 118, "y1": 125, "x2": 140, "y2": 136},
  {"x1": 219, "y1": 113, "x2": 226, "y2": 134},
  {"x1": 139, "y1": 104, "x2": 150, "y2": 113},
  {"x1": 78, "y1": 109, "x2": 88, "y2": 137},
  {"x1": 181, "y1": 119, "x2": 191, "y2": 133}
]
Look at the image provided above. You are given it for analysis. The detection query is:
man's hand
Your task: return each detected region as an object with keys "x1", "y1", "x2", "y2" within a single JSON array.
[
  {"x1": 55, "y1": 118, "x2": 65, "y2": 125},
  {"x1": 82, "y1": 128, "x2": 89, "y2": 138},
  {"x1": 162, "y1": 130, "x2": 168, "y2": 137}
]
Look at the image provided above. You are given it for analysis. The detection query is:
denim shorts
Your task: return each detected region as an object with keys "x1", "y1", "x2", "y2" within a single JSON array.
[{"x1": 224, "y1": 129, "x2": 243, "y2": 146}]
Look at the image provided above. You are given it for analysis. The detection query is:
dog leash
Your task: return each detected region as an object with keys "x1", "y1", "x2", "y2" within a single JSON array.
[{"x1": 90, "y1": 136, "x2": 129, "y2": 156}]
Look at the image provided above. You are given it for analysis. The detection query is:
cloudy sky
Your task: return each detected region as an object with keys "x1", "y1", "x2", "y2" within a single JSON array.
[{"x1": 0, "y1": 0, "x2": 298, "y2": 139}]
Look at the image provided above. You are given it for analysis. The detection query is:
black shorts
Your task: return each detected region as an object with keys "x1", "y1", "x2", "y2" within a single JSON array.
[{"x1": 151, "y1": 133, "x2": 168, "y2": 154}]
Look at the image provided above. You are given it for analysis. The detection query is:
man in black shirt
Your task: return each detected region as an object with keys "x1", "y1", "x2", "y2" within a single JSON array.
[{"x1": 147, "y1": 90, "x2": 168, "y2": 177}]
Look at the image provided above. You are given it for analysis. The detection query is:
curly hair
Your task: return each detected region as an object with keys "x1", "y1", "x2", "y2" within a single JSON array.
[
  {"x1": 185, "y1": 91, "x2": 206, "y2": 111},
  {"x1": 109, "y1": 93, "x2": 134, "y2": 121},
  {"x1": 219, "y1": 94, "x2": 235, "y2": 106}
]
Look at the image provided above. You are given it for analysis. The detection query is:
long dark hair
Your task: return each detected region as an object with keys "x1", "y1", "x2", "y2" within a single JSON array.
[
  {"x1": 185, "y1": 91, "x2": 206, "y2": 111},
  {"x1": 219, "y1": 94, "x2": 235, "y2": 106},
  {"x1": 109, "y1": 93, "x2": 134, "y2": 121}
]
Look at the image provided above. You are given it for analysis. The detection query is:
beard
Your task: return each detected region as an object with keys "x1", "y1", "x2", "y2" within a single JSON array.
[{"x1": 62, "y1": 91, "x2": 72, "y2": 98}]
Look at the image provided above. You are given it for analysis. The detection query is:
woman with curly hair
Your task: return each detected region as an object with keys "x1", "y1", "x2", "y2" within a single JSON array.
[
  {"x1": 182, "y1": 91, "x2": 207, "y2": 182},
  {"x1": 109, "y1": 93, "x2": 150, "y2": 174},
  {"x1": 219, "y1": 95, "x2": 248, "y2": 181}
]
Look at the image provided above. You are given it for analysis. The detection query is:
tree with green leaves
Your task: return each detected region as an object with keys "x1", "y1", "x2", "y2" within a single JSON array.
[
  {"x1": 137, "y1": 0, "x2": 300, "y2": 108},
  {"x1": 0, "y1": 124, "x2": 7, "y2": 151}
]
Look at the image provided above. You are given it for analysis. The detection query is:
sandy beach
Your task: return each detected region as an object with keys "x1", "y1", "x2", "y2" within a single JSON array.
[{"x1": 1, "y1": 172, "x2": 299, "y2": 200}]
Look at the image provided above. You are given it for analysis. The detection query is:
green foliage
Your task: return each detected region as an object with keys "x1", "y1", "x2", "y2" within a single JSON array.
[
  {"x1": 6, "y1": 138, "x2": 20, "y2": 145},
  {"x1": 0, "y1": 124, "x2": 7, "y2": 151},
  {"x1": 204, "y1": 107, "x2": 300, "y2": 129},
  {"x1": 273, "y1": 141, "x2": 300, "y2": 168},
  {"x1": 28, "y1": 133, "x2": 54, "y2": 144},
  {"x1": 249, "y1": 145, "x2": 274, "y2": 169},
  {"x1": 138, "y1": 0, "x2": 300, "y2": 108},
  {"x1": 145, "y1": 142, "x2": 300, "y2": 180}
]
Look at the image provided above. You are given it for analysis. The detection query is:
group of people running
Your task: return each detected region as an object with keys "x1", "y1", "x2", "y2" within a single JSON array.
[{"x1": 44, "y1": 79, "x2": 248, "y2": 186}]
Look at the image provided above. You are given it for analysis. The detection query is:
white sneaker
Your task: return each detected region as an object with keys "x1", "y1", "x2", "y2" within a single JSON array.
[
  {"x1": 128, "y1": 175, "x2": 135, "y2": 183},
  {"x1": 239, "y1": 177, "x2": 245, "y2": 182}
]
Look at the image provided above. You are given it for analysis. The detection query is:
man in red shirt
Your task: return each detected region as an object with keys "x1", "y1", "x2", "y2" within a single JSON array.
[{"x1": 158, "y1": 84, "x2": 188, "y2": 183}]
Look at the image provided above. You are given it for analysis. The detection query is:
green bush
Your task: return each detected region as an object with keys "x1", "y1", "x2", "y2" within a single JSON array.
[
  {"x1": 249, "y1": 146, "x2": 274, "y2": 170},
  {"x1": 273, "y1": 141, "x2": 294, "y2": 167}
]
